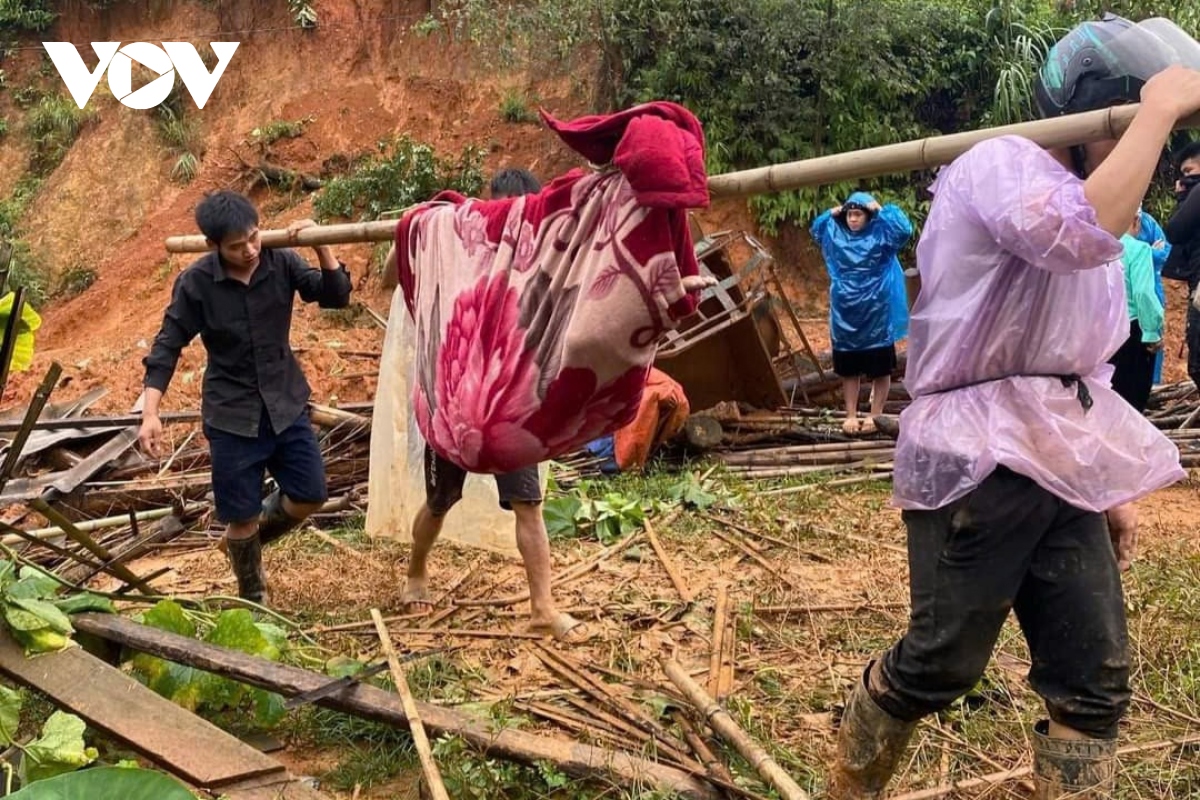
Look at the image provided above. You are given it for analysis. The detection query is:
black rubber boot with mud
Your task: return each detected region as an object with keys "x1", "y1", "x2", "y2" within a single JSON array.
[
  {"x1": 1031, "y1": 721, "x2": 1116, "y2": 799},
  {"x1": 258, "y1": 489, "x2": 305, "y2": 546},
  {"x1": 827, "y1": 662, "x2": 918, "y2": 799},
  {"x1": 225, "y1": 535, "x2": 270, "y2": 605}
]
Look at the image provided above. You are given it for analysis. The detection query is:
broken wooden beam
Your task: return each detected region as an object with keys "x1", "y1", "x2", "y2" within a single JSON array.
[{"x1": 72, "y1": 614, "x2": 721, "y2": 799}]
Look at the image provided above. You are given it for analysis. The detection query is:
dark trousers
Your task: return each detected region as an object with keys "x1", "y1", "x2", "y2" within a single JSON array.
[
  {"x1": 1189, "y1": 304, "x2": 1200, "y2": 390},
  {"x1": 1109, "y1": 320, "x2": 1155, "y2": 413},
  {"x1": 872, "y1": 468, "x2": 1130, "y2": 738}
]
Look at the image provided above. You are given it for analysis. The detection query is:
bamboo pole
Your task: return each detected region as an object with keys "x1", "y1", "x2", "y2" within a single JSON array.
[
  {"x1": 663, "y1": 659, "x2": 811, "y2": 800},
  {"x1": 165, "y1": 219, "x2": 399, "y2": 253},
  {"x1": 165, "y1": 106, "x2": 1200, "y2": 254},
  {"x1": 371, "y1": 609, "x2": 451, "y2": 800},
  {"x1": 707, "y1": 104, "x2": 1199, "y2": 197}
]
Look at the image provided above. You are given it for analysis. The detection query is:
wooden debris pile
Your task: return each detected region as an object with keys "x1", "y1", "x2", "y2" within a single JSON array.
[{"x1": 0, "y1": 352, "x2": 374, "y2": 588}]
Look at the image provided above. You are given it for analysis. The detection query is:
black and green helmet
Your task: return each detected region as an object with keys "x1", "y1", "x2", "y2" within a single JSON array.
[{"x1": 1035, "y1": 14, "x2": 1200, "y2": 117}]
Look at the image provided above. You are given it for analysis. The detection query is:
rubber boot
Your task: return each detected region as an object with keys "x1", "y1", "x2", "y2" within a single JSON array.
[
  {"x1": 1031, "y1": 721, "x2": 1117, "y2": 799},
  {"x1": 827, "y1": 661, "x2": 919, "y2": 799},
  {"x1": 225, "y1": 534, "x2": 269, "y2": 605},
  {"x1": 258, "y1": 489, "x2": 305, "y2": 546}
]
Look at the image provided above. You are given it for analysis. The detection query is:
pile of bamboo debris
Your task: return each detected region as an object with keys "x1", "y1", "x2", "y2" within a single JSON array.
[
  {"x1": 0, "y1": 357, "x2": 373, "y2": 591},
  {"x1": 709, "y1": 378, "x2": 1200, "y2": 485}
]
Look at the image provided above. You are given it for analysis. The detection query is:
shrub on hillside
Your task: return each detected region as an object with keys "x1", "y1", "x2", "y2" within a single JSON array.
[{"x1": 314, "y1": 136, "x2": 485, "y2": 221}]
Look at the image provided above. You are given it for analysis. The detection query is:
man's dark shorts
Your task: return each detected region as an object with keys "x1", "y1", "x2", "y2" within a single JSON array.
[
  {"x1": 205, "y1": 409, "x2": 329, "y2": 523},
  {"x1": 424, "y1": 446, "x2": 541, "y2": 516}
]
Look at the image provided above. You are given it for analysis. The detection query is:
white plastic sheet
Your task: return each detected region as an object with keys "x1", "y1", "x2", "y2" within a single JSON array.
[{"x1": 366, "y1": 287, "x2": 521, "y2": 558}]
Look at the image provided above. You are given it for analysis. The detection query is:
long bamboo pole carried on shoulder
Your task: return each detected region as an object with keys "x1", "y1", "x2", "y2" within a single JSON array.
[{"x1": 163, "y1": 103, "x2": 1199, "y2": 253}]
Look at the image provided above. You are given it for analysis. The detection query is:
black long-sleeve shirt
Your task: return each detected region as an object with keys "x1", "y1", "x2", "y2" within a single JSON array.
[
  {"x1": 143, "y1": 248, "x2": 352, "y2": 437},
  {"x1": 1163, "y1": 188, "x2": 1200, "y2": 291}
]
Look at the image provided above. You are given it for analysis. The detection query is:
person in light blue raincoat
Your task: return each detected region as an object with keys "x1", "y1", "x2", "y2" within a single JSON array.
[
  {"x1": 810, "y1": 191, "x2": 913, "y2": 434},
  {"x1": 1133, "y1": 208, "x2": 1171, "y2": 384}
]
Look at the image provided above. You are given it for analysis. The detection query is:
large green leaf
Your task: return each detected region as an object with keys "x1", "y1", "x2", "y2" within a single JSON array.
[
  {"x1": 0, "y1": 684, "x2": 22, "y2": 746},
  {"x1": 52, "y1": 594, "x2": 116, "y2": 616},
  {"x1": 8, "y1": 568, "x2": 61, "y2": 601},
  {"x1": 205, "y1": 610, "x2": 279, "y2": 660},
  {"x1": 8, "y1": 599, "x2": 73, "y2": 635},
  {"x1": 138, "y1": 601, "x2": 195, "y2": 638},
  {"x1": 7, "y1": 766, "x2": 196, "y2": 799},
  {"x1": 19, "y1": 711, "x2": 98, "y2": 784}
]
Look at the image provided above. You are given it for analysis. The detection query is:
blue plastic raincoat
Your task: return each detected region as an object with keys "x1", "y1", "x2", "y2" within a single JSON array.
[
  {"x1": 1135, "y1": 209, "x2": 1170, "y2": 383},
  {"x1": 810, "y1": 191, "x2": 913, "y2": 352}
]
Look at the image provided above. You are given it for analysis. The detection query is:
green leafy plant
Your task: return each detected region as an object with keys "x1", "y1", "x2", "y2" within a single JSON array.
[
  {"x1": 543, "y1": 480, "x2": 653, "y2": 544},
  {"x1": 314, "y1": 135, "x2": 485, "y2": 221},
  {"x1": 251, "y1": 116, "x2": 314, "y2": 146},
  {"x1": 0, "y1": 560, "x2": 113, "y2": 656},
  {"x1": 0, "y1": 688, "x2": 97, "y2": 790},
  {"x1": 6, "y1": 766, "x2": 196, "y2": 799},
  {"x1": 53, "y1": 264, "x2": 96, "y2": 299},
  {"x1": 129, "y1": 601, "x2": 288, "y2": 728},
  {"x1": 0, "y1": 0, "x2": 56, "y2": 35},
  {"x1": 288, "y1": 0, "x2": 318, "y2": 29},
  {"x1": 499, "y1": 90, "x2": 537, "y2": 124},
  {"x1": 26, "y1": 94, "x2": 89, "y2": 175}
]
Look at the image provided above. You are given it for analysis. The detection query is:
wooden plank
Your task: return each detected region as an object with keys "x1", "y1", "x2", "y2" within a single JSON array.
[
  {"x1": 73, "y1": 614, "x2": 721, "y2": 800},
  {"x1": 0, "y1": 629, "x2": 286, "y2": 788}
]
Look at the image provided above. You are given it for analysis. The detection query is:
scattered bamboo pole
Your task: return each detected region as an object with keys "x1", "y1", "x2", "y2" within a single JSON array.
[
  {"x1": 28, "y1": 498, "x2": 156, "y2": 594},
  {"x1": 455, "y1": 531, "x2": 646, "y2": 608},
  {"x1": 646, "y1": 519, "x2": 693, "y2": 604},
  {"x1": 4, "y1": 506, "x2": 181, "y2": 546},
  {"x1": 717, "y1": 601, "x2": 737, "y2": 700},
  {"x1": 708, "y1": 527, "x2": 802, "y2": 590},
  {"x1": 707, "y1": 587, "x2": 728, "y2": 698},
  {"x1": 708, "y1": 103, "x2": 1193, "y2": 197},
  {"x1": 887, "y1": 734, "x2": 1200, "y2": 800},
  {"x1": 663, "y1": 659, "x2": 811, "y2": 800},
  {"x1": 371, "y1": 609, "x2": 451, "y2": 800},
  {"x1": 672, "y1": 711, "x2": 740, "y2": 790}
]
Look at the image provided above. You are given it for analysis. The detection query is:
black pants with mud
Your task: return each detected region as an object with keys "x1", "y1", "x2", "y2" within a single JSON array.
[{"x1": 872, "y1": 467, "x2": 1130, "y2": 738}]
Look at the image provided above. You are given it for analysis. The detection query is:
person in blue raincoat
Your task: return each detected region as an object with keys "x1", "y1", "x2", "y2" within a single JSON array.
[
  {"x1": 810, "y1": 191, "x2": 913, "y2": 434},
  {"x1": 1132, "y1": 207, "x2": 1171, "y2": 384}
]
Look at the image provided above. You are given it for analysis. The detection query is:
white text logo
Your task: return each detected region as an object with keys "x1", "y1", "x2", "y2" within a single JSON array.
[{"x1": 41, "y1": 42, "x2": 239, "y2": 110}]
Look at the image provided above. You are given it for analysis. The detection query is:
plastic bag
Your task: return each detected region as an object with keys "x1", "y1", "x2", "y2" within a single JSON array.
[{"x1": 365, "y1": 287, "x2": 522, "y2": 558}]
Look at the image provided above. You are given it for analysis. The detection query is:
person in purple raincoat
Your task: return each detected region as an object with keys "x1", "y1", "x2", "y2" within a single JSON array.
[{"x1": 827, "y1": 15, "x2": 1200, "y2": 800}]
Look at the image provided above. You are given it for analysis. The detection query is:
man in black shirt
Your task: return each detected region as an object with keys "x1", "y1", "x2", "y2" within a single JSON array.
[
  {"x1": 139, "y1": 191, "x2": 352, "y2": 604},
  {"x1": 1163, "y1": 141, "x2": 1200, "y2": 389}
]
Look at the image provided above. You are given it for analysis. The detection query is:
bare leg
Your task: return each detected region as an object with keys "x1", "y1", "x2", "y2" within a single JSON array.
[
  {"x1": 842, "y1": 376, "x2": 862, "y2": 433},
  {"x1": 1047, "y1": 721, "x2": 1093, "y2": 741},
  {"x1": 512, "y1": 501, "x2": 556, "y2": 627},
  {"x1": 870, "y1": 375, "x2": 891, "y2": 417},
  {"x1": 402, "y1": 504, "x2": 445, "y2": 610},
  {"x1": 512, "y1": 501, "x2": 587, "y2": 642}
]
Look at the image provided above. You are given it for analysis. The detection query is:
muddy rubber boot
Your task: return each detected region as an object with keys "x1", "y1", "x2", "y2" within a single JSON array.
[
  {"x1": 225, "y1": 534, "x2": 270, "y2": 606},
  {"x1": 258, "y1": 489, "x2": 305, "y2": 546},
  {"x1": 872, "y1": 416, "x2": 900, "y2": 440},
  {"x1": 1031, "y1": 721, "x2": 1117, "y2": 799},
  {"x1": 827, "y1": 662, "x2": 919, "y2": 799}
]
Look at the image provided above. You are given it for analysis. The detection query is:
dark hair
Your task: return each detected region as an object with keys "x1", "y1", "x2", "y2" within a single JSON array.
[
  {"x1": 195, "y1": 191, "x2": 259, "y2": 244},
  {"x1": 489, "y1": 168, "x2": 541, "y2": 199},
  {"x1": 1176, "y1": 140, "x2": 1200, "y2": 170}
]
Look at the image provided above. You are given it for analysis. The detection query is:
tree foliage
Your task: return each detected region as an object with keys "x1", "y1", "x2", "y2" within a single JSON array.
[{"x1": 430, "y1": 0, "x2": 1200, "y2": 231}]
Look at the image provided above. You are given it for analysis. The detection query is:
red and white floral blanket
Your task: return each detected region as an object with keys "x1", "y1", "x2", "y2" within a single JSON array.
[{"x1": 395, "y1": 102, "x2": 708, "y2": 473}]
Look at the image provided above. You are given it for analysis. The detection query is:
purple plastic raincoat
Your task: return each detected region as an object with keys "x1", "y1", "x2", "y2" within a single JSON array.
[{"x1": 894, "y1": 136, "x2": 1183, "y2": 513}]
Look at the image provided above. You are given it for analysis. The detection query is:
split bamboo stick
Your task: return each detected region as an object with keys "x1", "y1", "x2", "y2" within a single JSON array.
[
  {"x1": 646, "y1": 519, "x2": 693, "y2": 604},
  {"x1": 707, "y1": 587, "x2": 728, "y2": 698},
  {"x1": 663, "y1": 659, "x2": 811, "y2": 800},
  {"x1": 371, "y1": 609, "x2": 451, "y2": 800}
]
